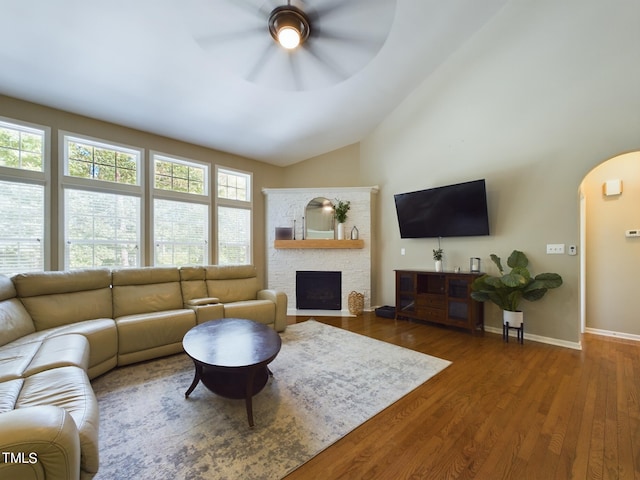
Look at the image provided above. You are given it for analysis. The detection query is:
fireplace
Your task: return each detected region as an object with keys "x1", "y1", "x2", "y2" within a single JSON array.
[{"x1": 296, "y1": 271, "x2": 341, "y2": 310}]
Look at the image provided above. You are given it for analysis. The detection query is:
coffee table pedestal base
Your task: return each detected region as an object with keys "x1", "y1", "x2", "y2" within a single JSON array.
[{"x1": 185, "y1": 362, "x2": 273, "y2": 427}]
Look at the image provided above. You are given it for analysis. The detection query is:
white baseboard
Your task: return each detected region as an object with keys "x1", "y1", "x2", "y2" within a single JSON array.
[
  {"x1": 484, "y1": 326, "x2": 583, "y2": 350},
  {"x1": 584, "y1": 327, "x2": 640, "y2": 342}
]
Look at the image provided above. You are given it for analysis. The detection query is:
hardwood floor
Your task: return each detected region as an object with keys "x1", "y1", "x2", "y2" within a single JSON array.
[{"x1": 283, "y1": 313, "x2": 640, "y2": 480}]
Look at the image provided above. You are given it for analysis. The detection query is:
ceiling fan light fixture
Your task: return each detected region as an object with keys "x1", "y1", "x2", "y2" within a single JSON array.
[
  {"x1": 277, "y1": 26, "x2": 301, "y2": 49},
  {"x1": 269, "y1": 5, "x2": 310, "y2": 50}
]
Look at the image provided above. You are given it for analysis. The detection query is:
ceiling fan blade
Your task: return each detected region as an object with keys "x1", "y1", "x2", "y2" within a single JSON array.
[
  {"x1": 287, "y1": 52, "x2": 304, "y2": 91},
  {"x1": 196, "y1": 25, "x2": 266, "y2": 49},
  {"x1": 310, "y1": 28, "x2": 386, "y2": 52},
  {"x1": 246, "y1": 41, "x2": 279, "y2": 83},
  {"x1": 310, "y1": 0, "x2": 390, "y2": 20},
  {"x1": 222, "y1": 0, "x2": 272, "y2": 21},
  {"x1": 301, "y1": 41, "x2": 348, "y2": 82}
]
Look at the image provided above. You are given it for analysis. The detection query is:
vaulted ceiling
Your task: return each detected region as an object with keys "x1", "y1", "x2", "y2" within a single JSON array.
[{"x1": 0, "y1": 0, "x2": 507, "y2": 166}]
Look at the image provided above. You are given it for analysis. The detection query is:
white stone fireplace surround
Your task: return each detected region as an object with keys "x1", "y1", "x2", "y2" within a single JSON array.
[{"x1": 263, "y1": 186, "x2": 377, "y2": 316}]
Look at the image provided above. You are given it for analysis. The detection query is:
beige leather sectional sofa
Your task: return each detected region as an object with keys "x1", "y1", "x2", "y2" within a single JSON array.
[{"x1": 0, "y1": 265, "x2": 287, "y2": 480}]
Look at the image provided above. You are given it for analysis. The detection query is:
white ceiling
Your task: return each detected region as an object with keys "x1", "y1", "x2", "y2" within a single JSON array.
[{"x1": 0, "y1": 0, "x2": 507, "y2": 166}]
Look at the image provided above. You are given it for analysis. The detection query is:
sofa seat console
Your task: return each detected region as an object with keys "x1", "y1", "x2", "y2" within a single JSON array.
[{"x1": 0, "y1": 265, "x2": 286, "y2": 480}]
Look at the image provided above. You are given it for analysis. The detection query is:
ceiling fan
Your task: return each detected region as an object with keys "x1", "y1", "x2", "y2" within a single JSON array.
[{"x1": 194, "y1": 0, "x2": 397, "y2": 91}]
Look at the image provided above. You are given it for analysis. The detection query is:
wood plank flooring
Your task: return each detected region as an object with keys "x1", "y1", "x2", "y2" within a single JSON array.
[{"x1": 283, "y1": 313, "x2": 640, "y2": 480}]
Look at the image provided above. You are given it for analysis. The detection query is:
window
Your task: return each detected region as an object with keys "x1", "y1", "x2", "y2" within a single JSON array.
[
  {"x1": 62, "y1": 133, "x2": 143, "y2": 270},
  {"x1": 216, "y1": 167, "x2": 252, "y2": 265},
  {"x1": 0, "y1": 119, "x2": 48, "y2": 274},
  {"x1": 64, "y1": 189, "x2": 140, "y2": 269},
  {"x1": 66, "y1": 137, "x2": 138, "y2": 185},
  {"x1": 154, "y1": 155, "x2": 206, "y2": 195},
  {"x1": 0, "y1": 181, "x2": 45, "y2": 273},
  {"x1": 152, "y1": 154, "x2": 210, "y2": 266},
  {"x1": 0, "y1": 120, "x2": 45, "y2": 172},
  {"x1": 154, "y1": 199, "x2": 208, "y2": 266}
]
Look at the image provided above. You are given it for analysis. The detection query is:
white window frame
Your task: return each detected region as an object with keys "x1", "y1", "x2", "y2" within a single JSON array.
[
  {"x1": 151, "y1": 152, "x2": 211, "y2": 266},
  {"x1": 0, "y1": 116, "x2": 51, "y2": 272},
  {"x1": 215, "y1": 165, "x2": 253, "y2": 265},
  {"x1": 60, "y1": 132, "x2": 144, "y2": 269}
]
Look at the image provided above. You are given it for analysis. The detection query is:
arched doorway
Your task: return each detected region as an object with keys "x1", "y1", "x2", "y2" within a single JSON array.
[{"x1": 580, "y1": 151, "x2": 640, "y2": 339}]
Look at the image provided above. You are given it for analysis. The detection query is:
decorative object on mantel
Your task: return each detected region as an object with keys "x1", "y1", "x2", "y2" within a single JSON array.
[
  {"x1": 433, "y1": 248, "x2": 443, "y2": 272},
  {"x1": 275, "y1": 227, "x2": 293, "y2": 240},
  {"x1": 470, "y1": 250, "x2": 563, "y2": 344},
  {"x1": 333, "y1": 199, "x2": 351, "y2": 240},
  {"x1": 351, "y1": 225, "x2": 359, "y2": 240},
  {"x1": 348, "y1": 291, "x2": 364, "y2": 315}
]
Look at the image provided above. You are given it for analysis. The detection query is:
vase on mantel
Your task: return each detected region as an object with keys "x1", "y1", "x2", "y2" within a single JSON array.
[{"x1": 337, "y1": 223, "x2": 345, "y2": 240}]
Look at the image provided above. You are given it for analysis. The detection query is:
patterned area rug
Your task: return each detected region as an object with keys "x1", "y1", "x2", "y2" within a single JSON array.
[{"x1": 92, "y1": 320, "x2": 451, "y2": 480}]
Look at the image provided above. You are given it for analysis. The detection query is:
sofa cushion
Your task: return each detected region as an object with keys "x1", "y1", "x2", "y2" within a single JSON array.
[
  {"x1": 52, "y1": 318, "x2": 117, "y2": 379},
  {"x1": 0, "y1": 378, "x2": 23, "y2": 414},
  {"x1": 23, "y1": 334, "x2": 90, "y2": 377},
  {"x1": 0, "y1": 298, "x2": 36, "y2": 348},
  {"x1": 223, "y1": 300, "x2": 276, "y2": 325},
  {"x1": 0, "y1": 342, "x2": 40, "y2": 382},
  {"x1": 16, "y1": 366, "x2": 100, "y2": 476},
  {"x1": 205, "y1": 265, "x2": 260, "y2": 303},
  {"x1": 115, "y1": 309, "x2": 195, "y2": 355},
  {"x1": 13, "y1": 269, "x2": 113, "y2": 331},
  {"x1": 112, "y1": 267, "x2": 184, "y2": 317},
  {"x1": 0, "y1": 275, "x2": 35, "y2": 347},
  {"x1": 179, "y1": 266, "x2": 209, "y2": 303}
]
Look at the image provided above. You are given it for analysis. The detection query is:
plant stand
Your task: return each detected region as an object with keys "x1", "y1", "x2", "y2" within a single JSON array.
[{"x1": 503, "y1": 321, "x2": 524, "y2": 344}]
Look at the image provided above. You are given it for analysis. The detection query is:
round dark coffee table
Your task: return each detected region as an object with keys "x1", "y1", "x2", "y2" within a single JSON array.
[{"x1": 182, "y1": 318, "x2": 282, "y2": 427}]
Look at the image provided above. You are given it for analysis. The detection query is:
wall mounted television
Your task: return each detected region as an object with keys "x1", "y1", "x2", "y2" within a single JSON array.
[{"x1": 394, "y1": 179, "x2": 490, "y2": 238}]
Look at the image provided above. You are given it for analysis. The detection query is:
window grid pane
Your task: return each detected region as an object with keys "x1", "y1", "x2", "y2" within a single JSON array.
[
  {"x1": 217, "y1": 169, "x2": 250, "y2": 201},
  {"x1": 154, "y1": 199, "x2": 209, "y2": 266},
  {"x1": 0, "y1": 124, "x2": 44, "y2": 172},
  {"x1": 0, "y1": 180, "x2": 44, "y2": 274},
  {"x1": 217, "y1": 206, "x2": 250, "y2": 265},
  {"x1": 65, "y1": 189, "x2": 140, "y2": 269},
  {"x1": 154, "y1": 157, "x2": 207, "y2": 195},
  {"x1": 67, "y1": 139, "x2": 138, "y2": 185}
]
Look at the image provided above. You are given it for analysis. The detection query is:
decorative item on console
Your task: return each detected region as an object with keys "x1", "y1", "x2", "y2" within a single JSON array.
[
  {"x1": 432, "y1": 248, "x2": 443, "y2": 272},
  {"x1": 333, "y1": 199, "x2": 351, "y2": 240},
  {"x1": 470, "y1": 257, "x2": 481, "y2": 272}
]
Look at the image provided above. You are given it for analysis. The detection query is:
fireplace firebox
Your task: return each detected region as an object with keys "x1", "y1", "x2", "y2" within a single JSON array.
[{"x1": 296, "y1": 271, "x2": 341, "y2": 310}]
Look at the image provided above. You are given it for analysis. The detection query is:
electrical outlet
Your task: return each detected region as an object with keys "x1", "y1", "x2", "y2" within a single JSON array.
[{"x1": 546, "y1": 244, "x2": 565, "y2": 254}]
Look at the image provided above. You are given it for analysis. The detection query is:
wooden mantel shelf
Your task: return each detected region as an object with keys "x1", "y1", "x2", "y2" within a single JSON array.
[{"x1": 274, "y1": 239, "x2": 364, "y2": 249}]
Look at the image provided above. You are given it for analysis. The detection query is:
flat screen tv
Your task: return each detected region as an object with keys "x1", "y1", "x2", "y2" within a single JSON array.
[{"x1": 394, "y1": 179, "x2": 490, "y2": 238}]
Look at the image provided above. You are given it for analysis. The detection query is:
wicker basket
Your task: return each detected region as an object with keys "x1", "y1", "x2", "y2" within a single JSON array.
[{"x1": 348, "y1": 291, "x2": 364, "y2": 316}]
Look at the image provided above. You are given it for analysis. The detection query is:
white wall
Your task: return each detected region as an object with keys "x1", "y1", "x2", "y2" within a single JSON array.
[
  {"x1": 358, "y1": 0, "x2": 640, "y2": 345},
  {"x1": 582, "y1": 152, "x2": 640, "y2": 337}
]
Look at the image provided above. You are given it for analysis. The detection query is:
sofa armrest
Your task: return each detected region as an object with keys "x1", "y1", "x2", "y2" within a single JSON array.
[
  {"x1": 257, "y1": 289, "x2": 288, "y2": 332},
  {"x1": 184, "y1": 297, "x2": 220, "y2": 306},
  {"x1": 0, "y1": 405, "x2": 81, "y2": 480}
]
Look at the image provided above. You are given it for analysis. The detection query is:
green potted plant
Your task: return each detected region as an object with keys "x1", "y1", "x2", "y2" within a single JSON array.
[
  {"x1": 333, "y1": 199, "x2": 351, "y2": 239},
  {"x1": 433, "y1": 248, "x2": 443, "y2": 272},
  {"x1": 470, "y1": 250, "x2": 563, "y2": 326}
]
